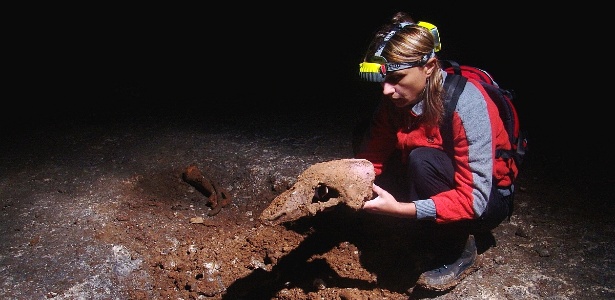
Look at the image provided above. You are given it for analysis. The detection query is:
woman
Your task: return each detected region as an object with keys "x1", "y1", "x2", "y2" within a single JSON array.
[{"x1": 355, "y1": 12, "x2": 518, "y2": 291}]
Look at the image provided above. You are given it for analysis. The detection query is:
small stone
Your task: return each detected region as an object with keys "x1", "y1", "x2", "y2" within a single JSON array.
[
  {"x1": 515, "y1": 226, "x2": 530, "y2": 238},
  {"x1": 190, "y1": 216, "x2": 204, "y2": 224},
  {"x1": 493, "y1": 256, "x2": 506, "y2": 265},
  {"x1": 313, "y1": 278, "x2": 326, "y2": 290},
  {"x1": 536, "y1": 247, "x2": 550, "y2": 257}
]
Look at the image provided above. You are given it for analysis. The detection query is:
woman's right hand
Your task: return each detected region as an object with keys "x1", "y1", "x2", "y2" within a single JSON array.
[{"x1": 362, "y1": 183, "x2": 416, "y2": 218}]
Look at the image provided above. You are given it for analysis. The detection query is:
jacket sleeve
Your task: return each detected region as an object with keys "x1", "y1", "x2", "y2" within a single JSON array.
[
  {"x1": 355, "y1": 98, "x2": 398, "y2": 176},
  {"x1": 418, "y1": 79, "x2": 508, "y2": 223}
]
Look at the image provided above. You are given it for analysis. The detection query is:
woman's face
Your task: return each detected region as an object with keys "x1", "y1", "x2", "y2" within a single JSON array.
[{"x1": 381, "y1": 59, "x2": 435, "y2": 108}]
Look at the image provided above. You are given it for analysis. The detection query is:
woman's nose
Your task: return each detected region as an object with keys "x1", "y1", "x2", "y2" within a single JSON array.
[{"x1": 381, "y1": 82, "x2": 394, "y2": 95}]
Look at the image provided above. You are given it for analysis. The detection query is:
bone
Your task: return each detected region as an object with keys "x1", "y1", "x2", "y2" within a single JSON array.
[
  {"x1": 182, "y1": 164, "x2": 231, "y2": 216},
  {"x1": 259, "y1": 159, "x2": 375, "y2": 226}
]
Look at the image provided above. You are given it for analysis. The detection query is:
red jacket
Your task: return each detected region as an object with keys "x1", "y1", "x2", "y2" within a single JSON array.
[{"x1": 356, "y1": 72, "x2": 518, "y2": 223}]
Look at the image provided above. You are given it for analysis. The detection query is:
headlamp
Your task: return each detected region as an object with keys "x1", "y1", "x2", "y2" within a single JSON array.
[
  {"x1": 417, "y1": 21, "x2": 441, "y2": 52},
  {"x1": 359, "y1": 21, "x2": 441, "y2": 82}
]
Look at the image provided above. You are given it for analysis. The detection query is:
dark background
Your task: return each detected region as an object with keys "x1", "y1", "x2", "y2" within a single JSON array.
[{"x1": 5, "y1": 4, "x2": 606, "y2": 174}]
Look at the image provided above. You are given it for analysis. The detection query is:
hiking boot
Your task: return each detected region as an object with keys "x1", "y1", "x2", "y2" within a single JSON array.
[{"x1": 416, "y1": 234, "x2": 481, "y2": 291}]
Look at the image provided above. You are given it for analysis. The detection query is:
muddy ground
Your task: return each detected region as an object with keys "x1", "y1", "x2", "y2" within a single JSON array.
[{"x1": 1, "y1": 84, "x2": 614, "y2": 300}]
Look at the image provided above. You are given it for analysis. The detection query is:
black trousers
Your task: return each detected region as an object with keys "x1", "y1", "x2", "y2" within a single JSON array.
[{"x1": 376, "y1": 147, "x2": 513, "y2": 234}]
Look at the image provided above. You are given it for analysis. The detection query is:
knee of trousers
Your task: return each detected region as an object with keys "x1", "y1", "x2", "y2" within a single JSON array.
[{"x1": 407, "y1": 147, "x2": 452, "y2": 179}]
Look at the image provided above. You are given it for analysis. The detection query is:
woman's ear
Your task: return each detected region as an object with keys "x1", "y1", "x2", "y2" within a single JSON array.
[{"x1": 423, "y1": 57, "x2": 437, "y2": 76}]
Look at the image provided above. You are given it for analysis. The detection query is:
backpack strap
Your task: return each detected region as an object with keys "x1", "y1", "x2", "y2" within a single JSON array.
[
  {"x1": 441, "y1": 73, "x2": 467, "y2": 158},
  {"x1": 441, "y1": 59, "x2": 462, "y2": 75}
]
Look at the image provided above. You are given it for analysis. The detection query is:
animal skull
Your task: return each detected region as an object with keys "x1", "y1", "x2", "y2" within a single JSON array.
[{"x1": 259, "y1": 159, "x2": 375, "y2": 226}]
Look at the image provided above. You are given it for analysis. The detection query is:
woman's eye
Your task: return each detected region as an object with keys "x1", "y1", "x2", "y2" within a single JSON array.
[{"x1": 384, "y1": 74, "x2": 403, "y2": 84}]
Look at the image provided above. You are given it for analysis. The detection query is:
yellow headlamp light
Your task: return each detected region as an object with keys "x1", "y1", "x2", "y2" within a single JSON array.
[{"x1": 359, "y1": 62, "x2": 386, "y2": 82}]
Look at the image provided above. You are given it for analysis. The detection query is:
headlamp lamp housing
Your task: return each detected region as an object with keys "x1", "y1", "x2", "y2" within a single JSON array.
[{"x1": 417, "y1": 21, "x2": 441, "y2": 52}]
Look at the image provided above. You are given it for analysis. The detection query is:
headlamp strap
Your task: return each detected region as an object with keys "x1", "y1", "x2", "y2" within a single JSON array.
[
  {"x1": 374, "y1": 21, "x2": 441, "y2": 58},
  {"x1": 374, "y1": 22, "x2": 414, "y2": 57}
]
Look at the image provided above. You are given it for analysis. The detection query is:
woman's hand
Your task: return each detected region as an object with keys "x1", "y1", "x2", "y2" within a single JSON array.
[{"x1": 362, "y1": 184, "x2": 416, "y2": 218}]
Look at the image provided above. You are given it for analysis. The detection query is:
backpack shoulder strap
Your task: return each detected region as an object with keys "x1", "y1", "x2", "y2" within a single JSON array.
[
  {"x1": 441, "y1": 72, "x2": 468, "y2": 157},
  {"x1": 440, "y1": 59, "x2": 462, "y2": 75}
]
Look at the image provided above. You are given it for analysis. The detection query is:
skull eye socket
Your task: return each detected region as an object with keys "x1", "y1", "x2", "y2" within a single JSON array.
[
  {"x1": 314, "y1": 184, "x2": 329, "y2": 201},
  {"x1": 312, "y1": 184, "x2": 340, "y2": 203}
]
